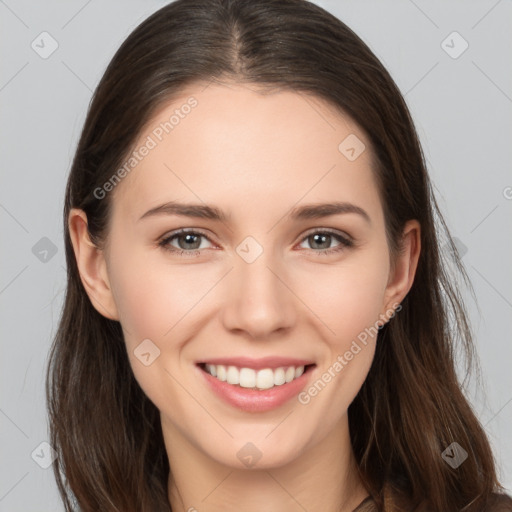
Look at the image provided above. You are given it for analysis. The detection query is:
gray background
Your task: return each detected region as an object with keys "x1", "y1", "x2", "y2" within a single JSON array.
[{"x1": 1, "y1": 0, "x2": 511, "y2": 509}]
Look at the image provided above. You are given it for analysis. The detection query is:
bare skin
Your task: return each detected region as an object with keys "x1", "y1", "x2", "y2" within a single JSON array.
[{"x1": 68, "y1": 82, "x2": 420, "y2": 512}]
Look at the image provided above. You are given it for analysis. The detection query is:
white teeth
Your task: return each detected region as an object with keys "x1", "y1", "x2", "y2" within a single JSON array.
[
  {"x1": 274, "y1": 367, "x2": 286, "y2": 385},
  {"x1": 256, "y1": 369, "x2": 274, "y2": 390},
  {"x1": 203, "y1": 364, "x2": 307, "y2": 389},
  {"x1": 285, "y1": 367, "x2": 295, "y2": 383},
  {"x1": 226, "y1": 366, "x2": 240, "y2": 385},
  {"x1": 239, "y1": 368, "x2": 256, "y2": 388},
  {"x1": 216, "y1": 365, "x2": 227, "y2": 381}
]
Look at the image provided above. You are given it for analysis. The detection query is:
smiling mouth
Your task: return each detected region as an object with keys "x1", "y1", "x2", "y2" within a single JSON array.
[{"x1": 197, "y1": 363, "x2": 316, "y2": 390}]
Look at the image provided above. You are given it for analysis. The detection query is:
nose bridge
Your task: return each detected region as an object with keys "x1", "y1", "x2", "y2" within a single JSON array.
[{"x1": 222, "y1": 238, "x2": 296, "y2": 337}]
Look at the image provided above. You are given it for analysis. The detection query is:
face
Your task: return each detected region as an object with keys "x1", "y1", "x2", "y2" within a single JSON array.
[{"x1": 73, "y1": 82, "x2": 417, "y2": 470}]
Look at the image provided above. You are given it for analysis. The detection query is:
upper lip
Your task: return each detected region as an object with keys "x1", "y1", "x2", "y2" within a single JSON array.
[{"x1": 198, "y1": 357, "x2": 315, "y2": 371}]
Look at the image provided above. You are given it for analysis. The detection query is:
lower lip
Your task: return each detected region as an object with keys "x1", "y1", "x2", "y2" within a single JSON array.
[{"x1": 197, "y1": 364, "x2": 315, "y2": 413}]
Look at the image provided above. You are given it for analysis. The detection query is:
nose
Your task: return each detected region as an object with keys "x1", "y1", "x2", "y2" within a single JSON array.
[{"x1": 220, "y1": 250, "x2": 297, "y2": 340}]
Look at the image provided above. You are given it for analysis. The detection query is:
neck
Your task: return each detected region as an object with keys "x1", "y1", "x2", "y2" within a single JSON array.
[{"x1": 163, "y1": 414, "x2": 368, "y2": 512}]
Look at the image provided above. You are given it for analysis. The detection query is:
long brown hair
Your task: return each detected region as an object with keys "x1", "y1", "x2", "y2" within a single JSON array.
[{"x1": 46, "y1": 0, "x2": 511, "y2": 510}]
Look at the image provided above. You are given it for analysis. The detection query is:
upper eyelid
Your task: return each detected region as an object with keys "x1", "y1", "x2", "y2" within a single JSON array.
[
  {"x1": 300, "y1": 227, "x2": 352, "y2": 240},
  {"x1": 160, "y1": 228, "x2": 217, "y2": 245}
]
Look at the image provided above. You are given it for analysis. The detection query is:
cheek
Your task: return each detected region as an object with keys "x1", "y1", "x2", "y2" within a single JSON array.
[
  {"x1": 107, "y1": 245, "x2": 204, "y2": 415},
  {"x1": 109, "y1": 262, "x2": 168, "y2": 344},
  {"x1": 293, "y1": 259, "x2": 387, "y2": 431},
  {"x1": 292, "y1": 250, "x2": 390, "y2": 341},
  {"x1": 108, "y1": 243, "x2": 209, "y2": 347}
]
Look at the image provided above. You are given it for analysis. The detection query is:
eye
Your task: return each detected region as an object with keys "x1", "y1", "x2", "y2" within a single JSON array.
[
  {"x1": 297, "y1": 229, "x2": 353, "y2": 255},
  {"x1": 158, "y1": 229, "x2": 214, "y2": 257},
  {"x1": 158, "y1": 228, "x2": 354, "y2": 258}
]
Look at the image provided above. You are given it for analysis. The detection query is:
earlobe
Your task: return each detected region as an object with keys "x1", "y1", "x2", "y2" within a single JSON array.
[
  {"x1": 68, "y1": 208, "x2": 119, "y2": 321},
  {"x1": 381, "y1": 219, "x2": 421, "y2": 318}
]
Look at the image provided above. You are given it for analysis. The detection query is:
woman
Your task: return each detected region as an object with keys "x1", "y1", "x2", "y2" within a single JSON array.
[{"x1": 46, "y1": 0, "x2": 512, "y2": 510}]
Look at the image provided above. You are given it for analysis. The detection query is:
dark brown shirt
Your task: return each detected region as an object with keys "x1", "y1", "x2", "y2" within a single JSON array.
[{"x1": 351, "y1": 492, "x2": 512, "y2": 511}]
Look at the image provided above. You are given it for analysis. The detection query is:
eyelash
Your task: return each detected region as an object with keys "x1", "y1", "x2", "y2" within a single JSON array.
[{"x1": 157, "y1": 228, "x2": 354, "y2": 258}]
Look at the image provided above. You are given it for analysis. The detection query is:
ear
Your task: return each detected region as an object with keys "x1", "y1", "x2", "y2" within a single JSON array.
[
  {"x1": 381, "y1": 219, "x2": 421, "y2": 319},
  {"x1": 68, "y1": 208, "x2": 119, "y2": 321}
]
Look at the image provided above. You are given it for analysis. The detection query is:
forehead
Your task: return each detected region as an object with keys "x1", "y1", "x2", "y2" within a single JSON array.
[{"x1": 110, "y1": 82, "x2": 380, "y2": 225}]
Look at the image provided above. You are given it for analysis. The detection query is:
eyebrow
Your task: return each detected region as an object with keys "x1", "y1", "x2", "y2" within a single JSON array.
[{"x1": 138, "y1": 200, "x2": 371, "y2": 224}]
